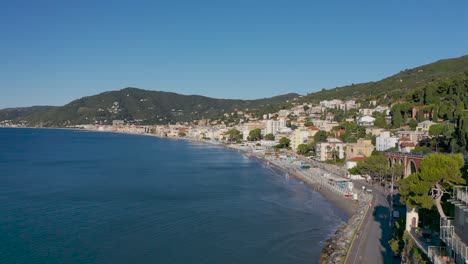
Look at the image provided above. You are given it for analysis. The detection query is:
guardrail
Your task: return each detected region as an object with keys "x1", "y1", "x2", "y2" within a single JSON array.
[{"x1": 343, "y1": 195, "x2": 373, "y2": 264}]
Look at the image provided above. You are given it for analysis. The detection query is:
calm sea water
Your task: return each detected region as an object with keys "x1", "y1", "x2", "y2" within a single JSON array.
[{"x1": 0, "y1": 128, "x2": 346, "y2": 264}]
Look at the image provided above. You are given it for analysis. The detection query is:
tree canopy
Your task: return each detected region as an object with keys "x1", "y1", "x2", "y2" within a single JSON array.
[
  {"x1": 276, "y1": 137, "x2": 291, "y2": 149},
  {"x1": 226, "y1": 128, "x2": 243, "y2": 142},
  {"x1": 399, "y1": 153, "x2": 465, "y2": 217},
  {"x1": 264, "y1": 133, "x2": 275, "y2": 141},
  {"x1": 313, "y1": 130, "x2": 327, "y2": 143},
  {"x1": 297, "y1": 142, "x2": 315, "y2": 156},
  {"x1": 247, "y1": 128, "x2": 262, "y2": 141}
]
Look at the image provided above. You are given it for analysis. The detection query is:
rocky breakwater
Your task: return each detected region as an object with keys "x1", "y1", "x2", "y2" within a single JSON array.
[{"x1": 320, "y1": 192, "x2": 372, "y2": 264}]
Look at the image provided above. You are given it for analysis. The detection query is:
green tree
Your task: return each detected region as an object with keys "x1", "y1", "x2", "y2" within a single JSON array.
[
  {"x1": 277, "y1": 137, "x2": 291, "y2": 149},
  {"x1": 178, "y1": 131, "x2": 186, "y2": 137},
  {"x1": 429, "y1": 123, "x2": 455, "y2": 152},
  {"x1": 355, "y1": 152, "x2": 388, "y2": 181},
  {"x1": 417, "y1": 109, "x2": 425, "y2": 122},
  {"x1": 297, "y1": 144, "x2": 310, "y2": 155},
  {"x1": 412, "y1": 146, "x2": 432, "y2": 154},
  {"x1": 247, "y1": 128, "x2": 262, "y2": 141},
  {"x1": 392, "y1": 106, "x2": 402, "y2": 128},
  {"x1": 264, "y1": 133, "x2": 275, "y2": 141},
  {"x1": 304, "y1": 121, "x2": 314, "y2": 127},
  {"x1": 226, "y1": 129, "x2": 243, "y2": 142},
  {"x1": 374, "y1": 114, "x2": 387, "y2": 128},
  {"x1": 313, "y1": 130, "x2": 327, "y2": 143},
  {"x1": 431, "y1": 107, "x2": 439, "y2": 121},
  {"x1": 399, "y1": 153, "x2": 465, "y2": 217},
  {"x1": 408, "y1": 119, "x2": 418, "y2": 131}
]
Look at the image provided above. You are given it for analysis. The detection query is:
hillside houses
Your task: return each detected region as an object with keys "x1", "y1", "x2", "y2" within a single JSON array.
[{"x1": 92, "y1": 97, "x2": 448, "y2": 165}]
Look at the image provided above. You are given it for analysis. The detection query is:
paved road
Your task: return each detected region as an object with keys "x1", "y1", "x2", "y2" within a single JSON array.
[{"x1": 346, "y1": 182, "x2": 400, "y2": 264}]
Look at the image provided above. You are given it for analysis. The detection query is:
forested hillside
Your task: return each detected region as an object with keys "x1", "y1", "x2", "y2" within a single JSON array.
[
  {"x1": 299, "y1": 55, "x2": 468, "y2": 103},
  {"x1": 0, "y1": 88, "x2": 298, "y2": 126}
]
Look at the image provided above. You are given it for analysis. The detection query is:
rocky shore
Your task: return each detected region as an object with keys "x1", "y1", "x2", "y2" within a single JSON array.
[{"x1": 320, "y1": 192, "x2": 372, "y2": 263}]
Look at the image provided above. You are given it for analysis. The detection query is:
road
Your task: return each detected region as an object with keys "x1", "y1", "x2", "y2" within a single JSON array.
[{"x1": 346, "y1": 182, "x2": 400, "y2": 264}]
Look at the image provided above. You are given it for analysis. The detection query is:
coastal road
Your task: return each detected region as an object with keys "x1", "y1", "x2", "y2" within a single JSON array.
[{"x1": 345, "y1": 182, "x2": 399, "y2": 264}]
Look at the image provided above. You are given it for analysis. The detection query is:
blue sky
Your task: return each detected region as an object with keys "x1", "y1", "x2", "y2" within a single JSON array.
[{"x1": 1, "y1": 0, "x2": 467, "y2": 108}]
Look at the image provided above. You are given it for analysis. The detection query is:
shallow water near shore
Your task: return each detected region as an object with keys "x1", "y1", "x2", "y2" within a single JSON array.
[{"x1": 0, "y1": 128, "x2": 346, "y2": 264}]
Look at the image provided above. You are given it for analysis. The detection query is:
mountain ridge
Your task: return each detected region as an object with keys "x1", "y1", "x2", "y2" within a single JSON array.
[
  {"x1": 299, "y1": 54, "x2": 468, "y2": 102},
  {"x1": 2, "y1": 54, "x2": 468, "y2": 127},
  {"x1": 0, "y1": 88, "x2": 299, "y2": 126}
]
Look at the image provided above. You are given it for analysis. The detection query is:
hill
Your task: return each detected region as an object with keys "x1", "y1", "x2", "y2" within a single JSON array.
[
  {"x1": 0, "y1": 88, "x2": 299, "y2": 126},
  {"x1": 299, "y1": 54, "x2": 468, "y2": 103}
]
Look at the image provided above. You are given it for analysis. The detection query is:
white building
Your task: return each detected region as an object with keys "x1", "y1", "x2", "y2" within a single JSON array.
[
  {"x1": 358, "y1": 115, "x2": 376, "y2": 126},
  {"x1": 278, "y1": 110, "x2": 292, "y2": 118},
  {"x1": 320, "y1": 99, "x2": 343, "y2": 109},
  {"x1": 278, "y1": 118, "x2": 287, "y2": 129},
  {"x1": 265, "y1": 119, "x2": 287, "y2": 135},
  {"x1": 265, "y1": 120, "x2": 280, "y2": 135},
  {"x1": 375, "y1": 105, "x2": 390, "y2": 115},
  {"x1": 359, "y1": 108, "x2": 375, "y2": 116},
  {"x1": 339, "y1": 100, "x2": 358, "y2": 110},
  {"x1": 376, "y1": 130, "x2": 399, "y2": 151},
  {"x1": 416, "y1": 120, "x2": 437, "y2": 132}
]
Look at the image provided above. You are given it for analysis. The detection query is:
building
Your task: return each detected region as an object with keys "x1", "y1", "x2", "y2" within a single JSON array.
[
  {"x1": 357, "y1": 115, "x2": 376, "y2": 126},
  {"x1": 346, "y1": 139, "x2": 375, "y2": 159},
  {"x1": 291, "y1": 128, "x2": 318, "y2": 151},
  {"x1": 399, "y1": 140, "x2": 416, "y2": 153},
  {"x1": 315, "y1": 138, "x2": 346, "y2": 161},
  {"x1": 416, "y1": 120, "x2": 437, "y2": 132},
  {"x1": 265, "y1": 120, "x2": 280, "y2": 135},
  {"x1": 398, "y1": 130, "x2": 427, "y2": 145},
  {"x1": 112, "y1": 120, "x2": 124, "y2": 126},
  {"x1": 311, "y1": 119, "x2": 340, "y2": 132},
  {"x1": 374, "y1": 105, "x2": 390, "y2": 115},
  {"x1": 346, "y1": 156, "x2": 367, "y2": 180},
  {"x1": 346, "y1": 156, "x2": 367, "y2": 170},
  {"x1": 242, "y1": 122, "x2": 265, "y2": 140},
  {"x1": 320, "y1": 99, "x2": 343, "y2": 109},
  {"x1": 359, "y1": 108, "x2": 375, "y2": 116},
  {"x1": 412, "y1": 106, "x2": 431, "y2": 119},
  {"x1": 376, "y1": 130, "x2": 399, "y2": 151},
  {"x1": 278, "y1": 109, "x2": 292, "y2": 118},
  {"x1": 366, "y1": 127, "x2": 384, "y2": 137},
  {"x1": 438, "y1": 187, "x2": 468, "y2": 263}
]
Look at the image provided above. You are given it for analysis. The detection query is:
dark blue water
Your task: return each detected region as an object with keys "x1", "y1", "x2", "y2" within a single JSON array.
[{"x1": 0, "y1": 128, "x2": 346, "y2": 264}]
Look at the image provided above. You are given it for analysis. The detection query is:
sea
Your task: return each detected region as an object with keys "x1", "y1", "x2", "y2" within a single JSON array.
[{"x1": 0, "y1": 128, "x2": 347, "y2": 264}]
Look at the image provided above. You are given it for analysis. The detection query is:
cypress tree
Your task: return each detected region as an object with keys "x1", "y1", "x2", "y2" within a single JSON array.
[
  {"x1": 392, "y1": 106, "x2": 402, "y2": 128},
  {"x1": 417, "y1": 109, "x2": 425, "y2": 122}
]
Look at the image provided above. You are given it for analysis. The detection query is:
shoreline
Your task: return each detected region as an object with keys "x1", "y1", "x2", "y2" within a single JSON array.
[
  {"x1": 232, "y1": 146, "x2": 356, "y2": 220},
  {"x1": 1, "y1": 127, "x2": 367, "y2": 262}
]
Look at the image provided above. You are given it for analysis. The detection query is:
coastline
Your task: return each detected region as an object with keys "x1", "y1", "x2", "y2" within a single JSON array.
[
  {"x1": 232, "y1": 146, "x2": 356, "y2": 220},
  {"x1": 1, "y1": 127, "x2": 368, "y2": 263}
]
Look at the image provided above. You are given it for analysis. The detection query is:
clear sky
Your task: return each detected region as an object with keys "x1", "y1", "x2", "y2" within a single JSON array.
[{"x1": 1, "y1": 0, "x2": 468, "y2": 108}]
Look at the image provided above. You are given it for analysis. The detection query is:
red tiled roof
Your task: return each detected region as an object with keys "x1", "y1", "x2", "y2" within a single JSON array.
[
  {"x1": 400, "y1": 142, "x2": 416, "y2": 147},
  {"x1": 399, "y1": 137, "x2": 411, "y2": 142},
  {"x1": 348, "y1": 156, "x2": 367, "y2": 162},
  {"x1": 306, "y1": 125, "x2": 319, "y2": 130}
]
